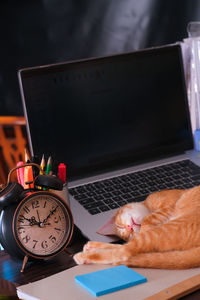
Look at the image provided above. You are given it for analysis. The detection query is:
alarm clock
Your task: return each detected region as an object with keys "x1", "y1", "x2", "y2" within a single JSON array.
[{"x1": 0, "y1": 163, "x2": 74, "y2": 272}]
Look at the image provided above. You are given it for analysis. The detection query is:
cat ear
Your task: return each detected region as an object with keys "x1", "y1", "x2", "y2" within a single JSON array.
[{"x1": 96, "y1": 215, "x2": 116, "y2": 236}]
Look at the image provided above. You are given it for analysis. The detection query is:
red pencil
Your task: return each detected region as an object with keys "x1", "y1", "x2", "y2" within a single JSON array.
[{"x1": 58, "y1": 163, "x2": 67, "y2": 184}]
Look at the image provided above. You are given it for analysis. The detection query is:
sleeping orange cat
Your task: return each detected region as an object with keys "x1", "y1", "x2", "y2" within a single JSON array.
[{"x1": 74, "y1": 187, "x2": 200, "y2": 269}]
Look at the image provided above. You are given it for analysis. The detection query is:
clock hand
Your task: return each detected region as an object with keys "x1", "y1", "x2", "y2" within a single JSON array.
[
  {"x1": 36, "y1": 209, "x2": 41, "y2": 223},
  {"x1": 29, "y1": 216, "x2": 41, "y2": 226},
  {"x1": 20, "y1": 215, "x2": 32, "y2": 222},
  {"x1": 42, "y1": 206, "x2": 59, "y2": 224},
  {"x1": 20, "y1": 215, "x2": 40, "y2": 226}
]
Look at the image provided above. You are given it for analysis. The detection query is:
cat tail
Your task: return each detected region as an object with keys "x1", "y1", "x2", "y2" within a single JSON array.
[{"x1": 120, "y1": 247, "x2": 200, "y2": 269}]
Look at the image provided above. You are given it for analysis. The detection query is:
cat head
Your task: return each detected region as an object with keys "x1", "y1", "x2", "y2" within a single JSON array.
[{"x1": 97, "y1": 202, "x2": 150, "y2": 241}]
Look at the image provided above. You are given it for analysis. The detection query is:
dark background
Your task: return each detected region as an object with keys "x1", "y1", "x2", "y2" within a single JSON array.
[{"x1": 1, "y1": 0, "x2": 200, "y2": 116}]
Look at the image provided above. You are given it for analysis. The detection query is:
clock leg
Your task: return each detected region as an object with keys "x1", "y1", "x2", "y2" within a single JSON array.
[{"x1": 21, "y1": 255, "x2": 29, "y2": 273}]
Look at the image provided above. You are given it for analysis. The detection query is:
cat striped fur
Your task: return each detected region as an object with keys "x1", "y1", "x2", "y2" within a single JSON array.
[{"x1": 74, "y1": 187, "x2": 200, "y2": 269}]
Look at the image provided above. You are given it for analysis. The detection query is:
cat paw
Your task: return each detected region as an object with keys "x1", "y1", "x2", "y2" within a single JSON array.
[
  {"x1": 83, "y1": 241, "x2": 105, "y2": 252},
  {"x1": 83, "y1": 241, "x2": 95, "y2": 252},
  {"x1": 73, "y1": 252, "x2": 90, "y2": 265}
]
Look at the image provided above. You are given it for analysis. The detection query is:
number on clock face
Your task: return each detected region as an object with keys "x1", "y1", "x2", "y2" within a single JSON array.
[{"x1": 13, "y1": 192, "x2": 72, "y2": 258}]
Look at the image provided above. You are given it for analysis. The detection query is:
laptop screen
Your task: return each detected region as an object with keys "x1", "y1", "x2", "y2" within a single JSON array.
[{"x1": 18, "y1": 44, "x2": 193, "y2": 181}]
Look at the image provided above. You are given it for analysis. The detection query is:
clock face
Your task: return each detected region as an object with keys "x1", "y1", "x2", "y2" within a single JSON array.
[{"x1": 13, "y1": 192, "x2": 73, "y2": 258}]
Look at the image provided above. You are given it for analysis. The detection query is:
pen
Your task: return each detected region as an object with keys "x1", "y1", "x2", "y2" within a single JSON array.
[
  {"x1": 24, "y1": 148, "x2": 34, "y2": 189},
  {"x1": 17, "y1": 161, "x2": 25, "y2": 188},
  {"x1": 24, "y1": 165, "x2": 34, "y2": 189},
  {"x1": 46, "y1": 156, "x2": 52, "y2": 175},
  {"x1": 58, "y1": 163, "x2": 67, "y2": 184}
]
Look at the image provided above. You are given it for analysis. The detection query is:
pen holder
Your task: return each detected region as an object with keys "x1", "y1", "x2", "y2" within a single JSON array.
[{"x1": 53, "y1": 183, "x2": 70, "y2": 207}]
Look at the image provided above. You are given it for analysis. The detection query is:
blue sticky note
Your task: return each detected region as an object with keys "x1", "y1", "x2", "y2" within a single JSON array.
[{"x1": 75, "y1": 265, "x2": 147, "y2": 297}]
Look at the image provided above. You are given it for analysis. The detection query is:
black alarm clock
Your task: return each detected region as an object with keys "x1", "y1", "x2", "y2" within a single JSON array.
[{"x1": 0, "y1": 163, "x2": 74, "y2": 272}]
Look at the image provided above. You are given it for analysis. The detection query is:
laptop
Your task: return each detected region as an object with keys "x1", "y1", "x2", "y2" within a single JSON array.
[{"x1": 18, "y1": 44, "x2": 200, "y2": 243}]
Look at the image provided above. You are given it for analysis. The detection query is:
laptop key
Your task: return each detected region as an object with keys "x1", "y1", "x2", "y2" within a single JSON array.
[
  {"x1": 104, "y1": 199, "x2": 114, "y2": 205},
  {"x1": 86, "y1": 191, "x2": 97, "y2": 197},
  {"x1": 103, "y1": 180, "x2": 113, "y2": 187},
  {"x1": 122, "y1": 193, "x2": 133, "y2": 199},
  {"x1": 99, "y1": 205, "x2": 110, "y2": 212},
  {"x1": 104, "y1": 186, "x2": 115, "y2": 192},
  {"x1": 103, "y1": 193, "x2": 113, "y2": 199},
  {"x1": 79, "y1": 198, "x2": 95, "y2": 205},
  {"x1": 118, "y1": 200, "x2": 128, "y2": 206},
  {"x1": 113, "y1": 196, "x2": 123, "y2": 202},
  {"x1": 131, "y1": 191, "x2": 141, "y2": 197},
  {"x1": 113, "y1": 190, "x2": 124, "y2": 196},
  {"x1": 114, "y1": 184, "x2": 124, "y2": 190},
  {"x1": 76, "y1": 186, "x2": 87, "y2": 193},
  {"x1": 85, "y1": 185, "x2": 94, "y2": 192},
  {"x1": 93, "y1": 195, "x2": 104, "y2": 201},
  {"x1": 108, "y1": 203, "x2": 120, "y2": 209},
  {"x1": 75, "y1": 194, "x2": 88, "y2": 200},
  {"x1": 139, "y1": 188, "x2": 150, "y2": 195},
  {"x1": 95, "y1": 189, "x2": 105, "y2": 195},
  {"x1": 69, "y1": 188, "x2": 79, "y2": 196},
  {"x1": 88, "y1": 208, "x2": 101, "y2": 215},
  {"x1": 191, "y1": 174, "x2": 200, "y2": 180},
  {"x1": 121, "y1": 188, "x2": 132, "y2": 194},
  {"x1": 132, "y1": 195, "x2": 149, "y2": 202},
  {"x1": 83, "y1": 202, "x2": 98, "y2": 209},
  {"x1": 93, "y1": 182, "x2": 104, "y2": 188}
]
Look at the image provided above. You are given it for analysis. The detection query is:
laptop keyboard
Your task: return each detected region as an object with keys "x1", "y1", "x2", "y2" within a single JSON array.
[{"x1": 69, "y1": 160, "x2": 200, "y2": 215}]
